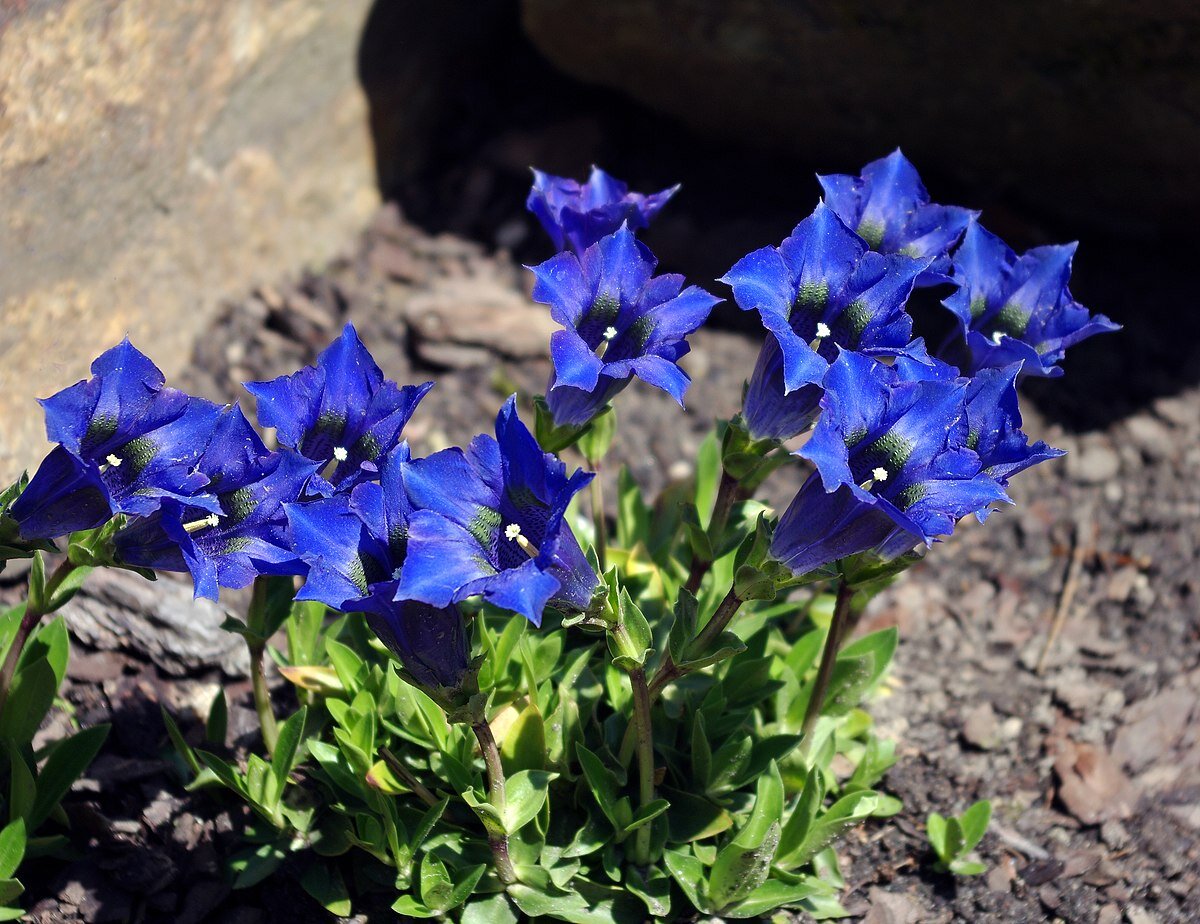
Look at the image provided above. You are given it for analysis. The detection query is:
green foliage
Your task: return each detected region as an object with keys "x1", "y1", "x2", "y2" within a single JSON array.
[
  {"x1": 927, "y1": 800, "x2": 992, "y2": 875},
  {"x1": 154, "y1": 439, "x2": 911, "y2": 921}
]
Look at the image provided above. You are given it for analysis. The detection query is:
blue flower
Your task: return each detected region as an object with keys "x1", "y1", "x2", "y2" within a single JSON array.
[
  {"x1": 770, "y1": 351, "x2": 1008, "y2": 576},
  {"x1": 722, "y1": 203, "x2": 929, "y2": 441},
  {"x1": 285, "y1": 446, "x2": 471, "y2": 695},
  {"x1": 818, "y1": 149, "x2": 977, "y2": 282},
  {"x1": 245, "y1": 324, "x2": 432, "y2": 491},
  {"x1": 529, "y1": 226, "x2": 719, "y2": 428},
  {"x1": 10, "y1": 340, "x2": 222, "y2": 539},
  {"x1": 397, "y1": 396, "x2": 597, "y2": 626},
  {"x1": 115, "y1": 407, "x2": 320, "y2": 599},
  {"x1": 941, "y1": 222, "x2": 1119, "y2": 377},
  {"x1": 527, "y1": 165, "x2": 678, "y2": 253}
]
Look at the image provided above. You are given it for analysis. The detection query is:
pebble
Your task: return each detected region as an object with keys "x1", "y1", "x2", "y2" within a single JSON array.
[{"x1": 1066, "y1": 440, "x2": 1121, "y2": 484}]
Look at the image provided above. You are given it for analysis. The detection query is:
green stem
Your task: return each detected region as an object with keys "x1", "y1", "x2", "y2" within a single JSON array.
[
  {"x1": 0, "y1": 557, "x2": 76, "y2": 717},
  {"x1": 471, "y1": 720, "x2": 517, "y2": 885},
  {"x1": 800, "y1": 578, "x2": 855, "y2": 741},
  {"x1": 589, "y1": 457, "x2": 607, "y2": 572},
  {"x1": 619, "y1": 587, "x2": 744, "y2": 766},
  {"x1": 684, "y1": 469, "x2": 743, "y2": 595},
  {"x1": 248, "y1": 640, "x2": 279, "y2": 756},
  {"x1": 628, "y1": 666, "x2": 656, "y2": 865},
  {"x1": 379, "y1": 747, "x2": 441, "y2": 809}
]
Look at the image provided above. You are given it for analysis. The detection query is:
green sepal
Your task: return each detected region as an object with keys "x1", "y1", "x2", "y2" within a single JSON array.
[
  {"x1": 533, "y1": 396, "x2": 614, "y2": 455},
  {"x1": 719, "y1": 415, "x2": 788, "y2": 491}
]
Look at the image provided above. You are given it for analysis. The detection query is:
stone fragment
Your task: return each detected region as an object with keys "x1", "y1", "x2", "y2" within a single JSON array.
[{"x1": 1052, "y1": 738, "x2": 1137, "y2": 825}]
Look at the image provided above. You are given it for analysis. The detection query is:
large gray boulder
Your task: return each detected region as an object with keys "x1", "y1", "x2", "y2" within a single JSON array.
[{"x1": 521, "y1": 0, "x2": 1198, "y2": 233}]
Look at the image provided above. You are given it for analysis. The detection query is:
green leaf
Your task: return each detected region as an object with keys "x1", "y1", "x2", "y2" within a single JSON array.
[
  {"x1": 0, "y1": 658, "x2": 56, "y2": 744},
  {"x1": 29, "y1": 724, "x2": 109, "y2": 830},
  {"x1": 507, "y1": 884, "x2": 618, "y2": 924},
  {"x1": 949, "y1": 859, "x2": 988, "y2": 876},
  {"x1": 959, "y1": 799, "x2": 992, "y2": 853},
  {"x1": 926, "y1": 812, "x2": 948, "y2": 859},
  {"x1": 0, "y1": 820, "x2": 25, "y2": 879},
  {"x1": 418, "y1": 852, "x2": 454, "y2": 912},
  {"x1": 777, "y1": 790, "x2": 880, "y2": 870},
  {"x1": 325, "y1": 638, "x2": 365, "y2": 691},
  {"x1": 461, "y1": 893, "x2": 518, "y2": 924},
  {"x1": 269, "y1": 707, "x2": 307, "y2": 807},
  {"x1": 26, "y1": 553, "x2": 47, "y2": 615},
  {"x1": 0, "y1": 879, "x2": 23, "y2": 909},
  {"x1": 229, "y1": 841, "x2": 287, "y2": 889},
  {"x1": 663, "y1": 787, "x2": 733, "y2": 843},
  {"x1": 246, "y1": 575, "x2": 295, "y2": 639},
  {"x1": 722, "y1": 876, "x2": 829, "y2": 918},
  {"x1": 159, "y1": 706, "x2": 201, "y2": 777},
  {"x1": 22, "y1": 617, "x2": 69, "y2": 689},
  {"x1": 299, "y1": 862, "x2": 351, "y2": 917},
  {"x1": 693, "y1": 431, "x2": 721, "y2": 526},
  {"x1": 621, "y1": 798, "x2": 670, "y2": 836},
  {"x1": 390, "y1": 895, "x2": 437, "y2": 918},
  {"x1": 500, "y1": 702, "x2": 546, "y2": 774},
  {"x1": 205, "y1": 688, "x2": 228, "y2": 746},
  {"x1": 707, "y1": 763, "x2": 784, "y2": 910},
  {"x1": 777, "y1": 766, "x2": 824, "y2": 864},
  {"x1": 663, "y1": 847, "x2": 710, "y2": 915},
  {"x1": 616, "y1": 467, "x2": 650, "y2": 549},
  {"x1": 503, "y1": 769, "x2": 557, "y2": 834},
  {"x1": 6, "y1": 746, "x2": 35, "y2": 825},
  {"x1": 837, "y1": 627, "x2": 898, "y2": 692},
  {"x1": 447, "y1": 863, "x2": 487, "y2": 910},
  {"x1": 691, "y1": 713, "x2": 712, "y2": 790},
  {"x1": 626, "y1": 865, "x2": 672, "y2": 917},
  {"x1": 576, "y1": 744, "x2": 622, "y2": 825}
]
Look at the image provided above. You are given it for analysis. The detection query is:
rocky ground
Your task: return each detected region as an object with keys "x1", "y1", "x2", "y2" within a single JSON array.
[{"x1": 8, "y1": 186, "x2": 1198, "y2": 922}]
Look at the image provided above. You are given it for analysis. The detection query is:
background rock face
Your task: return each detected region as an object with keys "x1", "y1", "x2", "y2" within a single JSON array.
[
  {"x1": 520, "y1": 0, "x2": 1198, "y2": 235},
  {"x1": 0, "y1": 0, "x2": 379, "y2": 481}
]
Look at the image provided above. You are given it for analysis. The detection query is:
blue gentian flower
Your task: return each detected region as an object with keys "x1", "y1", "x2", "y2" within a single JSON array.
[
  {"x1": 527, "y1": 165, "x2": 678, "y2": 254},
  {"x1": 11, "y1": 340, "x2": 221, "y2": 539},
  {"x1": 817, "y1": 149, "x2": 977, "y2": 282},
  {"x1": 245, "y1": 324, "x2": 432, "y2": 491},
  {"x1": 722, "y1": 203, "x2": 929, "y2": 441},
  {"x1": 529, "y1": 226, "x2": 719, "y2": 428},
  {"x1": 115, "y1": 407, "x2": 320, "y2": 599},
  {"x1": 285, "y1": 446, "x2": 471, "y2": 694},
  {"x1": 397, "y1": 396, "x2": 597, "y2": 626},
  {"x1": 770, "y1": 351, "x2": 1008, "y2": 576},
  {"x1": 941, "y1": 221, "x2": 1119, "y2": 377}
]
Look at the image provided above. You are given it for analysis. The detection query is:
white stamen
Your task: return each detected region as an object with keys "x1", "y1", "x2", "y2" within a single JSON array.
[
  {"x1": 872, "y1": 466, "x2": 889, "y2": 483},
  {"x1": 991, "y1": 331, "x2": 1005, "y2": 345},
  {"x1": 332, "y1": 446, "x2": 348, "y2": 462},
  {"x1": 815, "y1": 322, "x2": 831, "y2": 339},
  {"x1": 603, "y1": 326, "x2": 618, "y2": 341},
  {"x1": 106, "y1": 453, "x2": 122, "y2": 467},
  {"x1": 183, "y1": 513, "x2": 222, "y2": 534},
  {"x1": 504, "y1": 522, "x2": 539, "y2": 558}
]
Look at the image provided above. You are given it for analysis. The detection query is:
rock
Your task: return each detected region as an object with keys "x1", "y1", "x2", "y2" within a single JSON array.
[
  {"x1": 61, "y1": 569, "x2": 249, "y2": 676},
  {"x1": 521, "y1": 1, "x2": 1200, "y2": 234},
  {"x1": 1126, "y1": 908, "x2": 1160, "y2": 924},
  {"x1": 1113, "y1": 687, "x2": 1197, "y2": 772},
  {"x1": 1065, "y1": 440, "x2": 1121, "y2": 484},
  {"x1": 861, "y1": 887, "x2": 922, "y2": 924},
  {"x1": 962, "y1": 702, "x2": 1001, "y2": 750},
  {"x1": 1052, "y1": 738, "x2": 1138, "y2": 825},
  {"x1": 0, "y1": 0, "x2": 391, "y2": 483},
  {"x1": 404, "y1": 277, "x2": 558, "y2": 364}
]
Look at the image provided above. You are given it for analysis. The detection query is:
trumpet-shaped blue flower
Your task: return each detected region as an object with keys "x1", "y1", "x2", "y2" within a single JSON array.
[
  {"x1": 818, "y1": 149, "x2": 977, "y2": 282},
  {"x1": 246, "y1": 324, "x2": 432, "y2": 491},
  {"x1": 527, "y1": 165, "x2": 678, "y2": 253},
  {"x1": 11, "y1": 341, "x2": 221, "y2": 539},
  {"x1": 397, "y1": 396, "x2": 597, "y2": 626},
  {"x1": 723, "y1": 203, "x2": 929, "y2": 440},
  {"x1": 285, "y1": 446, "x2": 471, "y2": 694},
  {"x1": 941, "y1": 222, "x2": 1119, "y2": 377},
  {"x1": 115, "y1": 408, "x2": 319, "y2": 599},
  {"x1": 530, "y1": 226, "x2": 719, "y2": 428},
  {"x1": 770, "y1": 351, "x2": 1008, "y2": 576}
]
